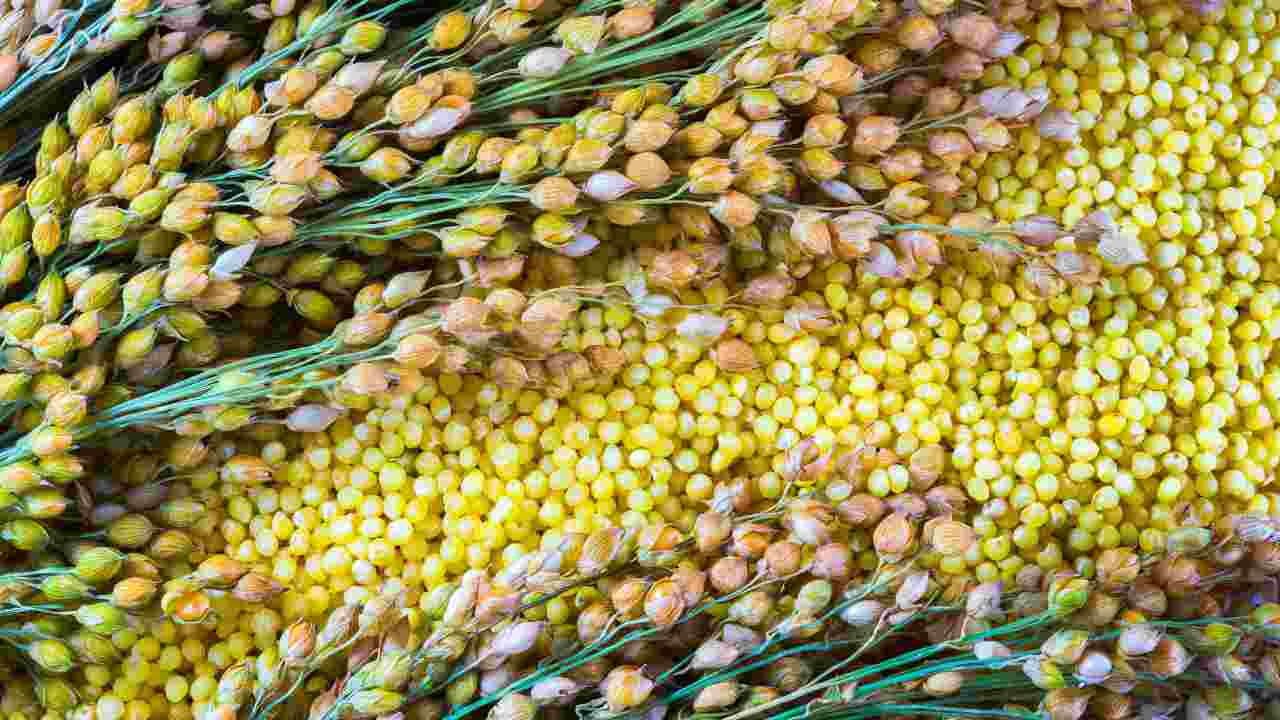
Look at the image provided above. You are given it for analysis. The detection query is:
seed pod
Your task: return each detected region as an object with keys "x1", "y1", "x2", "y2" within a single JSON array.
[
  {"x1": 643, "y1": 579, "x2": 685, "y2": 628},
  {"x1": 1041, "y1": 629, "x2": 1089, "y2": 665},
  {"x1": 2, "y1": 518, "x2": 52, "y2": 550},
  {"x1": 361, "y1": 147, "x2": 415, "y2": 183},
  {"x1": 106, "y1": 513, "x2": 155, "y2": 548},
  {"x1": 74, "y1": 547, "x2": 125, "y2": 583},
  {"x1": 1184, "y1": 623, "x2": 1241, "y2": 656},
  {"x1": 74, "y1": 602, "x2": 127, "y2": 634},
  {"x1": 1150, "y1": 638, "x2": 1192, "y2": 678},
  {"x1": 1042, "y1": 688, "x2": 1092, "y2": 720},
  {"x1": 44, "y1": 391, "x2": 88, "y2": 427},
  {"x1": 765, "y1": 657, "x2": 812, "y2": 692},
  {"x1": 601, "y1": 667, "x2": 653, "y2": 712},
  {"x1": 248, "y1": 183, "x2": 308, "y2": 216},
  {"x1": 29, "y1": 638, "x2": 74, "y2": 674},
  {"x1": 149, "y1": 529, "x2": 194, "y2": 559},
  {"x1": 29, "y1": 323, "x2": 73, "y2": 362},
  {"x1": 1260, "y1": 652, "x2": 1280, "y2": 690},
  {"x1": 1048, "y1": 577, "x2": 1090, "y2": 616},
  {"x1": 873, "y1": 512, "x2": 915, "y2": 558},
  {"x1": 562, "y1": 138, "x2": 612, "y2": 174},
  {"x1": 726, "y1": 590, "x2": 772, "y2": 627},
  {"x1": 485, "y1": 620, "x2": 542, "y2": 660},
  {"x1": 519, "y1": 46, "x2": 573, "y2": 79},
  {"x1": 795, "y1": 579, "x2": 833, "y2": 617},
  {"x1": 42, "y1": 574, "x2": 93, "y2": 601},
  {"x1": 0, "y1": 462, "x2": 39, "y2": 493},
  {"x1": 111, "y1": 576, "x2": 159, "y2": 609},
  {"x1": 920, "y1": 670, "x2": 966, "y2": 697},
  {"x1": 349, "y1": 690, "x2": 404, "y2": 716},
  {"x1": 1117, "y1": 624, "x2": 1161, "y2": 656},
  {"x1": 278, "y1": 620, "x2": 316, "y2": 665},
  {"x1": 216, "y1": 661, "x2": 255, "y2": 708},
  {"x1": 610, "y1": 578, "x2": 647, "y2": 618},
  {"x1": 1023, "y1": 657, "x2": 1066, "y2": 690},
  {"x1": 67, "y1": 631, "x2": 119, "y2": 667},
  {"x1": 1080, "y1": 545, "x2": 1137, "y2": 587},
  {"x1": 488, "y1": 693, "x2": 534, "y2": 720},
  {"x1": 1075, "y1": 650, "x2": 1112, "y2": 686},
  {"x1": 693, "y1": 682, "x2": 741, "y2": 712},
  {"x1": 530, "y1": 677, "x2": 581, "y2": 707}
]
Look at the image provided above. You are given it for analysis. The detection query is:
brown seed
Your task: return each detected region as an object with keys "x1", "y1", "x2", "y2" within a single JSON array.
[
  {"x1": 585, "y1": 346, "x2": 625, "y2": 375},
  {"x1": 1042, "y1": 688, "x2": 1092, "y2": 720},
  {"x1": 622, "y1": 119, "x2": 674, "y2": 153},
  {"x1": 694, "y1": 511, "x2": 732, "y2": 553},
  {"x1": 691, "y1": 639, "x2": 740, "y2": 671},
  {"x1": 610, "y1": 578, "x2": 648, "y2": 618},
  {"x1": 443, "y1": 297, "x2": 490, "y2": 335},
  {"x1": 1127, "y1": 581, "x2": 1167, "y2": 617},
  {"x1": 528, "y1": 176, "x2": 579, "y2": 212},
  {"x1": 687, "y1": 157, "x2": 735, "y2": 193},
  {"x1": 897, "y1": 15, "x2": 942, "y2": 51},
  {"x1": 643, "y1": 579, "x2": 685, "y2": 628},
  {"x1": 838, "y1": 494, "x2": 887, "y2": 527},
  {"x1": 394, "y1": 334, "x2": 442, "y2": 369},
  {"x1": 609, "y1": 6, "x2": 653, "y2": 38},
  {"x1": 947, "y1": 13, "x2": 999, "y2": 52},
  {"x1": 810, "y1": 543, "x2": 853, "y2": 581},
  {"x1": 477, "y1": 256, "x2": 525, "y2": 288},
  {"x1": 649, "y1": 249, "x2": 698, "y2": 290},
  {"x1": 943, "y1": 49, "x2": 987, "y2": 81},
  {"x1": 851, "y1": 115, "x2": 900, "y2": 156},
  {"x1": 766, "y1": 657, "x2": 812, "y2": 692},
  {"x1": 624, "y1": 152, "x2": 671, "y2": 190},
  {"x1": 233, "y1": 573, "x2": 286, "y2": 603},
  {"x1": 711, "y1": 338, "x2": 758, "y2": 373},
  {"x1": 488, "y1": 353, "x2": 529, "y2": 386},
  {"x1": 926, "y1": 519, "x2": 975, "y2": 555},
  {"x1": 873, "y1": 512, "x2": 915, "y2": 558},
  {"x1": 576, "y1": 602, "x2": 612, "y2": 643},
  {"x1": 711, "y1": 191, "x2": 759, "y2": 228},
  {"x1": 111, "y1": 576, "x2": 159, "y2": 609},
  {"x1": 342, "y1": 362, "x2": 390, "y2": 395},
  {"x1": 1096, "y1": 548, "x2": 1140, "y2": 588},
  {"x1": 708, "y1": 556, "x2": 749, "y2": 594},
  {"x1": 763, "y1": 540, "x2": 802, "y2": 577},
  {"x1": 601, "y1": 667, "x2": 654, "y2": 712},
  {"x1": 637, "y1": 523, "x2": 682, "y2": 553},
  {"x1": 924, "y1": 86, "x2": 964, "y2": 117},
  {"x1": 693, "y1": 682, "x2": 741, "y2": 712}
]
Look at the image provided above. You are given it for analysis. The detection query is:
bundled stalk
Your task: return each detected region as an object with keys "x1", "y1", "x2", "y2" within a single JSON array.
[{"x1": 198, "y1": 504, "x2": 1280, "y2": 720}]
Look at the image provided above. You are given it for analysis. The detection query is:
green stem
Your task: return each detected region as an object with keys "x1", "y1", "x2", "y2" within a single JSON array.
[{"x1": 718, "y1": 612, "x2": 1056, "y2": 720}]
